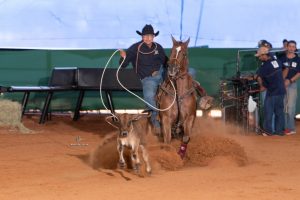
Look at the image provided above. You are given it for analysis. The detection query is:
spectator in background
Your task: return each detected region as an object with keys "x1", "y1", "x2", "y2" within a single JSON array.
[
  {"x1": 255, "y1": 46, "x2": 285, "y2": 136},
  {"x1": 258, "y1": 39, "x2": 273, "y2": 49},
  {"x1": 277, "y1": 39, "x2": 288, "y2": 59},
  {"x1": 282, "y1": 39, "x2": 288, "y2": 50},
  {"x1": 257, "y1": 39, "x2": 275, "y2": 132},
  {"x1": 258, "y1": 39, "x2": 277, "y2": 59},
  {"x1": 279, "y1": 40, "x2": 300, "y2": 135}
]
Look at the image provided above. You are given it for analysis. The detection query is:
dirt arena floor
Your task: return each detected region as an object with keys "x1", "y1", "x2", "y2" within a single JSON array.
[{"x1": 1, "y1": 114, "x2": 300, "y2": 200}]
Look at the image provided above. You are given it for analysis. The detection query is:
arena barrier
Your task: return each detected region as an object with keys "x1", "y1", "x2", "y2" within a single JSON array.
[{"x1": 0, "y1": 67, "x2": 142, "y2": 124}]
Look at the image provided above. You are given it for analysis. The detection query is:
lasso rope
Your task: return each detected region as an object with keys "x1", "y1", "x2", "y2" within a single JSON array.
[{"x1": 99, "y1": 49, "x2": 177, "y2": 120}]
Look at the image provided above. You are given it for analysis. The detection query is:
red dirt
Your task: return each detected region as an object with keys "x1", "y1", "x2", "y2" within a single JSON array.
[{"x1": 1, "y1": 115, "x2": 300, "y2": 200}]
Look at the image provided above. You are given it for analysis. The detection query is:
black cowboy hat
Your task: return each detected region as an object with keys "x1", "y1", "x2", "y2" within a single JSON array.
[{"x1": 136, "y1": 24, "x2": 159, "y2": 36}]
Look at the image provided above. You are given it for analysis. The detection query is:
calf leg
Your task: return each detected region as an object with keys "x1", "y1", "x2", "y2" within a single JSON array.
[
  {"x1": 117, "y1": 141, "x2": 126, "y2": 169},
  {"x1": 140, "y1": 145, "x2": 152, "y2": 174},
  {"x1": 131, "y1": 144, "x2": 141, "y2": 173}
]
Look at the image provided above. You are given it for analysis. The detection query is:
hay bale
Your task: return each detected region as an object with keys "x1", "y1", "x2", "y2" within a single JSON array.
[{"x1": 0, "y1": 99, "x2": 32, "y2": 133}]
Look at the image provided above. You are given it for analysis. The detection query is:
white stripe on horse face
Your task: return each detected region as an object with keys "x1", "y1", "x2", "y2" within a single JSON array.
[{"x1": 175, "y1": 46, "x2": 181, "y2": 59}]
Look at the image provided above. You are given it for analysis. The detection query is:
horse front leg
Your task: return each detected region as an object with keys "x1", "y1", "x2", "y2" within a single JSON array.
[
  {"x1": 178, "y1": 115, "x2": 195, "y2": 159},
  {"x1": 161, "y1": 115, "x2": 172, "y2": 144}
]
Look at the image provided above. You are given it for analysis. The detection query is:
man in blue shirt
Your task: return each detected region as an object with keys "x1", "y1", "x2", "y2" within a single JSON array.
[
  {"x1": 279, "y1": 40, "x2": 300, "y2": 135},
  {"x1": 119, "y1": 24, "x2": 167, "y2": 135},
  {"x1": 256, "y1": 46, "x2": 286, "y2": 136}
]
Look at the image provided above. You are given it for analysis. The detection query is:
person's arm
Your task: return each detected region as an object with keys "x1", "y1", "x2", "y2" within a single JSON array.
[
  {"x1": 119, "y1": 44, "x2": 137, "y2": 68},
  {"x1": 156, "y1": 44, "x2": 168, "y2": 68},
  {"x1": 257, "y1": 76, "x2": 266, "y2": 92},
  {"x1": 285, "y1": 59, "x2": 300, "y2": 86},
  {"x1": 277, "y1": 57, "x2": 288, "y2": 79},
  {"x1": 289, "y1": 72, "x2": 300, "y2": 83},
  {"x1": 282, "y1": 68, "x2": 289, "y2": 79},
  {"x1": 163, "y1": 55, "x2": 169, "y2": 69},
  {"x1": 291, "y1": 58, "x2": 300, "y2": 83},
  {"x1": 119, "y1": 49, "x2": 129, "y2": 68},
  {"x1": 119, "y1": 49, "x2": 126, "y2": 59}
]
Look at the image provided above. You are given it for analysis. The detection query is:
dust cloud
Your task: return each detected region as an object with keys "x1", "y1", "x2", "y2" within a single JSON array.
[{"x1": 88, "y1": 117, "x2": 248, "y2": 174}]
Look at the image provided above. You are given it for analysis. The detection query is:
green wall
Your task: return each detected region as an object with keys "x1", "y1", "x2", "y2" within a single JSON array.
[{"x1": 1, "y1": 48, "x2": 298, "y2": 112}]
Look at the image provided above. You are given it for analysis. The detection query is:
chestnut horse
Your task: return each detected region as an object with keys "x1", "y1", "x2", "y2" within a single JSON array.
[{"x1": 157, "y1": 36, "x2": 197, "y2": 158}]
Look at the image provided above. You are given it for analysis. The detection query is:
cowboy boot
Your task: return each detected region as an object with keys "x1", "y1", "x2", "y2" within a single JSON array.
[{"x1": 193, "y1": 80, "x2": 207, "y2": 97}]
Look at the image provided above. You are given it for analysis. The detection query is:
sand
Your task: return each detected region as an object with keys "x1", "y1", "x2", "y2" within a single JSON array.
[{"x1": 0, "y1": 114, "x2": 300, "y2": 200}]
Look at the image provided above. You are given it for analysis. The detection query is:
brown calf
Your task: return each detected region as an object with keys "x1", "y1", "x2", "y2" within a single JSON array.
[{"x1": 107, "y1": 113, "x2": 152, "y2": 174}]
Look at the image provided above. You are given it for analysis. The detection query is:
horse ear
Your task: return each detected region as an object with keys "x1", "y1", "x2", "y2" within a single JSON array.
[
  {"x1": 184, "y1": 37, "x2": 190, "y2": 47},
  {"x1": 171, "y1": 35, "x2": 177, "y2": 45}
]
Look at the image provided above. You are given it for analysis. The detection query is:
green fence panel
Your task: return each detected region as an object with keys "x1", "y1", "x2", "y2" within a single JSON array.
[{"x1": 1, "y1": 48, "x2": 299, "y2": 113}]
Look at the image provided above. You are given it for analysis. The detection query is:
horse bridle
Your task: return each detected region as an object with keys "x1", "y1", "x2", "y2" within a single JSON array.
[{"x1": 168, "y1": 45, "x2": 187, "y2": 78}]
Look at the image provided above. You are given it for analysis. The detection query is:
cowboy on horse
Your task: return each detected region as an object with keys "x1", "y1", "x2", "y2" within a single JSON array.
[{"x1": 119, "y1": 24, "x2": 212, "y2": 158}]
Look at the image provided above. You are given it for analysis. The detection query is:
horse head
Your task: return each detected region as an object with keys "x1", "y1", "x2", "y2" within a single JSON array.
[{"x1": 167, "y1": 36, "x2": 190, "y2": 78}]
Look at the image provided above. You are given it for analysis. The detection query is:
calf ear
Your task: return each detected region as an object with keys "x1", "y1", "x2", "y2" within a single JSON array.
[
  {"x1": 132, "y1": 112, "x2": 151, "y2": 122},
  {"x1": 105, "y1": 115, "x2": 120, "y2": 129},
  {"x1": 131, "y1": 114, "x2": 143, "y2": 122}
]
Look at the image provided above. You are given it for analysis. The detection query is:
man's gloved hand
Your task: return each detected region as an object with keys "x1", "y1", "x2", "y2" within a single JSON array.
[{"x1": 119, "y1": 49, "x2": 126, "y2": 58}]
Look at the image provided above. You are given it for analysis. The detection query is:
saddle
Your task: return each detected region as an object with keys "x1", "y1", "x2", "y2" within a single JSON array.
[{"x1": 156, "y1": 79, "x2": 213, "y2": 110}]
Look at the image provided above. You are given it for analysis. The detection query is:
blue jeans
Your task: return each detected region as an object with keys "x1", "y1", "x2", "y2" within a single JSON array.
[
  {"x1": 284, "y1": 82, "x2": 297, "y2": 132},
  {"x1": 261, "y1": 91, "x2": 275, "y2": 132},
  {"x1": 141, "y1": 67, "x2": 164, "y2": 128},
  {"x1": 188, "y1": 67, "x2": 197, "y2": 79},
  {"x1": 263, "y1": 94, "x2": 285, "y2": 135}
]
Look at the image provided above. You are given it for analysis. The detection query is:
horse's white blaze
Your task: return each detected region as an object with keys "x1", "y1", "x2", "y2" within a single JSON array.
[{"x1": 175, "y1": 46, "x2": 181, "y2": 59}]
